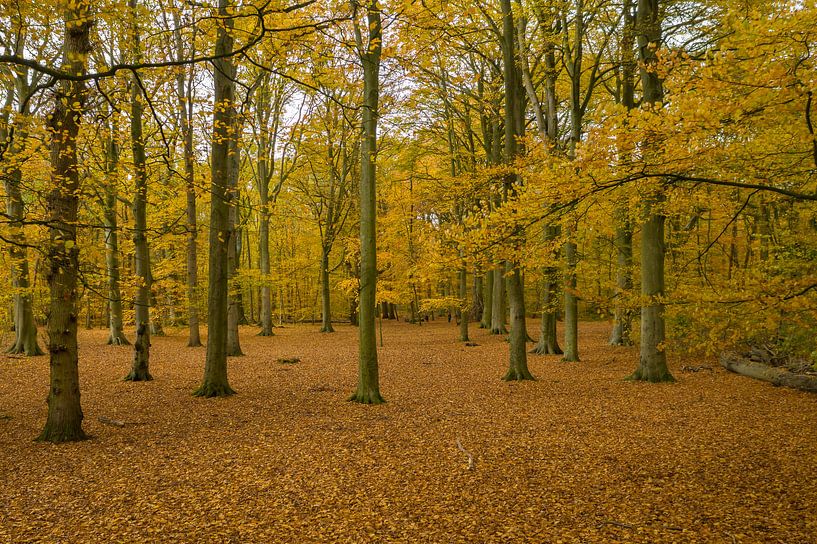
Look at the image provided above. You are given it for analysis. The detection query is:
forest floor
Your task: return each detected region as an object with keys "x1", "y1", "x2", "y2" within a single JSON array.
[{"x1": 0, "y1": 320, "x2": 815, "y2": 543}]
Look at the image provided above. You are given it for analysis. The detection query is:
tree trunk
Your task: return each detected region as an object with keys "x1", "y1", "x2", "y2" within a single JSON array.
[
  {"x1": 320, "y1": 246, "x2": 334, "y2": 332},
  {"x1": 38, "y1": 4, "x2": 92, "y2": 442},
  {"x1": 500, "y1": 0, "x2": 533, "y2": 380},
  {"x1": 490, "y1": 265, "x2": 507, "y2": 334},
  {"x1": 196, "y1": 0, "x2": 236, "y2": 397},
  {"x1": 3, "y1": 54, "x2": 43, "y2": 356},
  {"x1": 609, "y1": 0, "x2": 635, "y2": 347},
  {"x1": 469, "y1": 271, "x2": 483, "y2": 322},
  {"x1": 126, "y1": 0, "x2": 152, "y2": 382},
  {"x1": 532, "y1": 225, "x2": 562, "y2": 355},
  {"x1": 458, "y1": 265, "x2": 469, "y2": 342},
  {"x1": 563, "y1": 237, "x2": 579, "y2": 361},
  {"x1": 627, "y1": 0, "x2": 674, "y2": 383},
  {"x1": 226, "y1": 101, "x2": 243, "y2": 357},
  {"x1": 609, "y1": 208, "x2": 634, "y2": 346},
  {"x1": 103, "y1": 123, "x2": 129, "y2": 346},
  {"x1": 480, "y1": 270, "x2": 493, "y2": 328},
  {"x1": 172, "y1": 17, "x2": 202, "y2": 347},
  {"x1": 350, "y1": 0, "x2": 384, "y2": 404}
]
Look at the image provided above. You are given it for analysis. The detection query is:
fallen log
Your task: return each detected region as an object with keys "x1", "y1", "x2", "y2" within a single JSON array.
[{"x1": 719, "y1": 352, "x2": 817, "y2": 393}]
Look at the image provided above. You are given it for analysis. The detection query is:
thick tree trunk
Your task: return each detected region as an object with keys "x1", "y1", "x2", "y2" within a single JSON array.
[
  {"x1": 720, "y1": 353, "x2": 817, "y2": 393},
  {"x1": 320, "y1": 246, "x2": 334, "y2": 332},
  {"x1": 38, "y1": 5, "x2": 92, "y2": 443},
  {"x1": 196, "y1": 0, "x2": 236, "y2": 397},
  {"x1": 126, "y1": 0, "x2": 153, "y2": 382},
  {"x1": 627, "y1": 0, "x2": 674, "y2": 383},
  {"x1": 490, "y1": 265, "x2": 507, "y2": 334},
  {"x1": 563, "y1": 237, "x2": 579, "y2": 361},
  {"x1": 350, "y1": 0, "x2": 384, "y2": 404},
  {"x1": 226, "y1": 99, "x2": 243, "y2": 358},
  {"x1": 500, "y1": 0, "x2": 533, "y2": 381}
]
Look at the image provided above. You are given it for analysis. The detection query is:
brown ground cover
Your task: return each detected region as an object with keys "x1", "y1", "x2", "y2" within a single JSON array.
[{"x1": 0, "y1": 320, "x2": 815, "y2": 543}]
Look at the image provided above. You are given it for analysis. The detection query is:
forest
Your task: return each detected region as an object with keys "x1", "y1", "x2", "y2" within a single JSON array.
[{"x1": 0, "y1": 0, "x2": 816, "y2": 541}]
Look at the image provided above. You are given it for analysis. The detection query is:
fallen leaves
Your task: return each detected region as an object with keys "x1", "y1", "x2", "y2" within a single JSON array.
[{"x1": 0, "y1": 321, "x2": 815, "y2": 542}]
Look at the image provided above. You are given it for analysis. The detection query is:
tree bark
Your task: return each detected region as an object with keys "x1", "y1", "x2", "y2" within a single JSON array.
[
  {"x1": 349, "y1": 0, "x2": 384, "y2": 404},
  {"x1": 720, "y1": 353, "x2": 817, "y2": 393},
  {"x1": 320, "y1": 246, "x2": 334, "y2": 332},
  {"x1": 103, "y1": 118, "x2": 129, "y2": 346},
  {"x1": 126, "y1": 0, "x2": 153, "y2": 382},
  {"x1": 458, "y1": 265, "x2": 469, "y2": 342},
  {"x1": 480, "y1": 270, "x2": 493, "y2": 328},
  {"x1": 2, "y1": 39, "x2": 44, "y2": 356},
  {"x1": 37, "y1": 3, "x2": 93, "y2": 443},
  {"x1": 500, "y1": 0, "x2": 533, "y2": 381},
  {"x1": 172, "y1": 13, "x2": 202, "y2": 347},
  {"x1": 627, "y1": 0, "x2": 674, "y2": 383},
  {"x1": 563, "y1": 236, "x2": 580, "y2": 361},
  {"x1": 490, "y1": 265, "x2": 507, "y2": 334},
  {"x1": 196, "y1": 0, "x2": 236, "y2": 397}
]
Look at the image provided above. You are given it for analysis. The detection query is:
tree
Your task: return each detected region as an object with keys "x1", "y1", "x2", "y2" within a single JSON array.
[
  {"x1": 1, "y1": 18, "x2": 44, "y2": 356},
  {"x1": 37, "y1": 0, "x2": 93, "y2": 443},
  {"x1": 195, "y1": 0, "x2": 237, "y2": 397},
  {"x1": 500, "y1": 0, "x2": 533, "y2": 381},
  {"x1": 626, "y1": 0, "x2": 674, "y2": 383},
  {"x1": 125, "y1": 0, "x2": 153, "y2": 382},
  {"x1": 349, "y1": 0, "x2": 384, "y2": 404}
]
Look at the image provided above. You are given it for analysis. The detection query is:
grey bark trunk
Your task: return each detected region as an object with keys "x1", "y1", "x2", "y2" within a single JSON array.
[
  {"x1": 173, "y1": 15, "x2": 202, "y2": 347},
  {"x1": 126, "y1": 0, "x2": 152, "y2": 382},
  {"x1": 480, "y1": 270, "x2": 493, "y2": 328},
  {"x1": 627, "y1": 0, "x2": 674, "y2": 382},
  {"x1": 350, "y1": 0, "x2": 384, "y2": 404},
  {"x1": 320, "y1": 247, "x2": 334, "y2": 332},
  {"x1": 458, "y1": 266, "x2": 469, "y2": 342},
  {"x1": 103, "y1": 122, "x2": 129, "y2": 346},
  {"x1": 563, "y1": 237, "x2": 579, "y2": 361},
  {"x1": 490, "y1": 265, "x2": 507, "y2": 334},
  {"x1": 196, "y1": 0, "x2": 236, "y2": 397},
  {"x1": 500, "y1": 0, "x2": 533, "y2": 380}
]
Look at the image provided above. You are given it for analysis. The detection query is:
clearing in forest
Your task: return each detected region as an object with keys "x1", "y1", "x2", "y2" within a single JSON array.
[{"x1": 0, "y1": 321, "x2": 815, "y2": 543}]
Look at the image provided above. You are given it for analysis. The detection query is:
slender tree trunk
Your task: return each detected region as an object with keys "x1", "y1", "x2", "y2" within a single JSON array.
[
  {"x1": 320, "y1": 246, "x2": 334, "y2": 332},
  {"x1": 480, "y1": 270, "x2": 493, "y2": 328},
  {"x1": 609, "y1": 209, "x2": 634, "y2": 345},
  {"x1": 469, "y1": 271, "x2": 483, "y2": 322},
  {"x1": 126, "y1": 0, "x2": 152, "y2": 381},
  {"x1": 38, "y1": 4, "x2": 92, "y2": 442},
  {"x1": 610, "y1": 0, "x2": 635, "y2": 347},
  {"x1": 226, "y1": 109, "x2": 243, "y2": 357},
  {"x1": 563, "y1": 236, "x2": 579, "y2": 361},
  {"x1": 532, "y1": 225, "x2": 562, "y2": 354},
  {"x1": 350, "y1": 0, "x2": 384, "y2": 404},
  {"x1": 3, "y1": 56, "x2": 43, "y2": 356},
  {"x1": 627, "y1": 0, "x2": 674, "y2": 383},
  {"x1": 458, "y1": 265, "x2": 469, "y2": 342},
  {"x1": 103, "y1": 122, "x2": 129, "y2": 346},
  {"x1": 172, "y1": 20, "x2": 202, "y2": 347},
  {"x1": 196, "y1": 0, "x2": 236, "y2": 397}
]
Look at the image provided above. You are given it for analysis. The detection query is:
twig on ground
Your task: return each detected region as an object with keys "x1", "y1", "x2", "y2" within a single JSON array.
[
  {"x1": 456, "y1": 438, "x2": 475, "y2": 470},
  {"x1": 681, "y1": 365, "x2": 713, "y2": 372},
  {"x1": 98, "y1": 416, "x2": 125, "y2": 427}
]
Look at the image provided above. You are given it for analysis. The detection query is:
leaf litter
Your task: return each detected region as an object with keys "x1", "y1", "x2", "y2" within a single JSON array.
[{"x1": 0, "y1": 321, "x2": 815, "y2": 543}]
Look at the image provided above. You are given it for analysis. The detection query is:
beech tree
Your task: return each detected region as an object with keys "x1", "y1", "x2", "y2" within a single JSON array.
[{"x1": 37, "y1": 0, "x2": 93, "y2": 443}]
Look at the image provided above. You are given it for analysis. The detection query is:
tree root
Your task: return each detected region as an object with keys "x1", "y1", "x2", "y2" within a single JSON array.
[
  {"x1": 502, "y1": 368, "x2": 536, "y2": 381},
  {"x1": 193, "y1": 383, "x2": 236, "y2": 397},
  {"x1": 625, "y1": 367, "x2": 676, "y2": 383},
  {"x1": 348, "y1": 390, "x2": 385, "y2": 404},
  {"x1": 124, "y1": 370, "x2": 153, "y2": 382}
]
